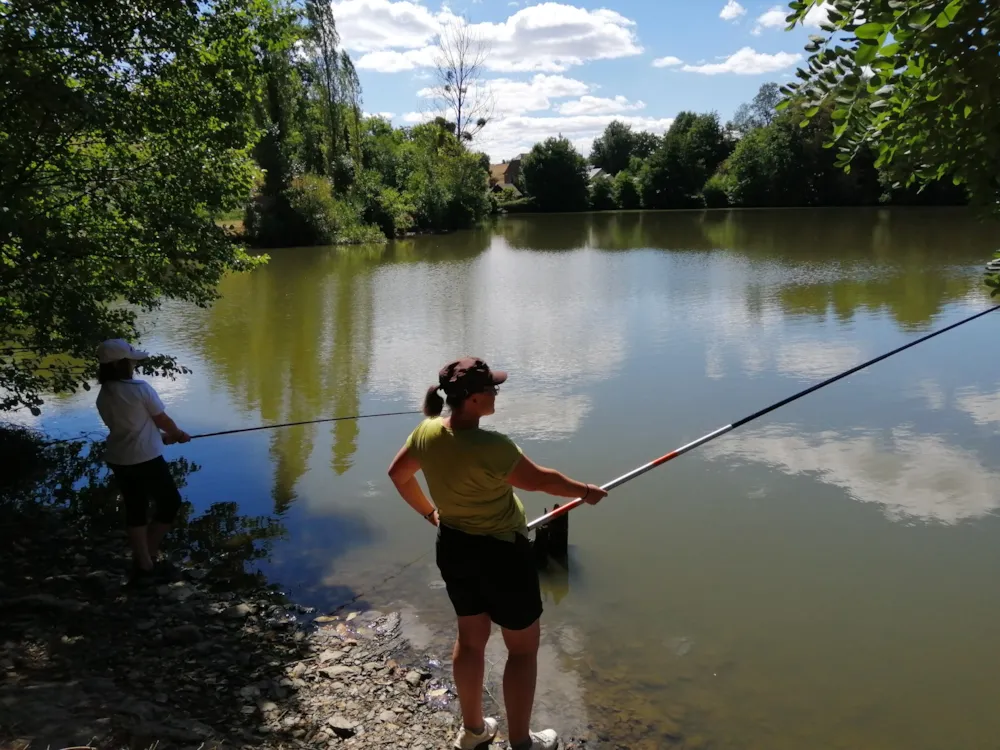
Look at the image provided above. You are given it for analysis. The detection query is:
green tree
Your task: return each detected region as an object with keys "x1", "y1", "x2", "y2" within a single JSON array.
[
  {"x1": 724, "y1": 121, "x2": 803, "y2": 206},
  {"x1": 590, "y1": 174, "x2": 616, "y2": 211},
  {"x1": 638, "y1": 112, "x2": 730, "y2": 209},
  {"x1": 724, "y1": 107, "x2": 881, "y2": 207},
  {"x1": 304, "y1": 0, "x2": 362, "y2": 190},
  {"x1": 522, "y1": 137, "x2": 590, "y2": 213},
  {"x1": 612, "y1": 171, "x2": 642, "y2": 209},
  {"x1": 729, "y1": 82, "x2": 783, "y2": 136},
  {"x1": 782, "y1": 0, "x2": 995, "y2": 209},
  {"x1": 0, "y1": 0, "x2": 269, "y2": 412},
  {"x1": 590, "y1": 122, "x2": 661, "y2": 175},
  {"x1": 590, "y1": 121, "x2": 636, "y2": 176},
  {"x1": 631, "y1": 131, "x2": 662, "y2": 160}
]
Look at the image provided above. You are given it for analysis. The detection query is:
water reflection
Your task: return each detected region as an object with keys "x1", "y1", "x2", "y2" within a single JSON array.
[
  {"x1": 955, "y1": 385, "x2": 1000, "y2": 427},
  {"x1": 365, "y1": 241, "x2": 631, "y2": 442},
  {"x1": 705, "y1": 423, "x2": 1000, "y2": 524},
  {"x1": 22, "y1": 208, "x2": 1000, "y2": 750},
  {"x1": 503, "y1": 209, "x2": 995, "y2": 330}
]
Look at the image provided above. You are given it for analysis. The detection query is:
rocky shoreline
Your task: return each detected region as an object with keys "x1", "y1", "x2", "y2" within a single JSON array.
[{"x1": 0, "y1": 502, "x2": 596, "y2": 750}]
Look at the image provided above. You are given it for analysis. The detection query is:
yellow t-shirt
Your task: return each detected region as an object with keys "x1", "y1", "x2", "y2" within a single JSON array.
[{"x1": 405, "y1": 417, "x2": 527, "y2": 540}]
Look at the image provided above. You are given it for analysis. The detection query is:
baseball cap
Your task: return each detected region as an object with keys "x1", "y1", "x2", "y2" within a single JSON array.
[
  {"x1": 438, "y1": 357, "x2": 507, "y2": 396},
  {"x1": 96, "y1": 339, "x2": 150, "y2": 364}
]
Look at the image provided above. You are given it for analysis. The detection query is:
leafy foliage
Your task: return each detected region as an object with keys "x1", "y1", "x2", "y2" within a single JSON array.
[
  {"x1": 243, "y1": 18, "x2": 491, "y2": 247},
  {"x1": 612, "y1": 171, "x2": 643, "y2": 210},
  {"x1": 590, "y1": 121, "x2": 662, "y2": 176},
  {"x1": 702, "y1": 172, "x2": 733, "y2": 208},
  {"x1": 0, "y1": 0, "x2": 271, "y2": 413},
  {"x1": 590, "y1": 175, "x2": 616, "y2": 211},
  {"x1": 639, "y1": 113, "x2": 730, "y2": 209},
  {"x1": 729, "y1": 82, "x2": 783, "y2": 136},
  {"x1": 782, "y1": 0, "x2": 998, "y2": 288},
  {"x1": 782, "y1": 0, "x2": 995, "y2": 203},
  {"x1": 522, "y1": 137, "x2": 591, "y2": 213}
]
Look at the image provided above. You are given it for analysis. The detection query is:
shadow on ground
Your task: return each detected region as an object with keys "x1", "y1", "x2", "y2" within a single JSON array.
[{"x1": 0, "y1": 430, "x2": 374, "y2": 749}]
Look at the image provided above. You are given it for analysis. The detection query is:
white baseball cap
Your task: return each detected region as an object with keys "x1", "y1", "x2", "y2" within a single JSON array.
[{"x1": 96, "y1": 339, "x2": 150, "y2": 364}]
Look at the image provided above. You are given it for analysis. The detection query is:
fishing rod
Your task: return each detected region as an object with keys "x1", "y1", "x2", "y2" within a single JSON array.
[
  {"x1": 528, "y1": 304, "x2": 1000, "y2": 531},
  {"x1": 43, "y1": 409, "x2": 424, "y2": 446},
  {"x1": 188, "y1": 409, "x2": 423, "y2": 440}
]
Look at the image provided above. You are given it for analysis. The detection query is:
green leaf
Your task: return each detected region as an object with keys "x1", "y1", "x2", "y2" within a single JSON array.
[
  {"x1": 855, "y1": 43, "x2": 879, "y2": 66},
  {"x1": 964, "y1": 104, "x2": 973, "y2": 118},
  {"x1": 854, "y1": 22, "x2": 884, "y2": 40}
]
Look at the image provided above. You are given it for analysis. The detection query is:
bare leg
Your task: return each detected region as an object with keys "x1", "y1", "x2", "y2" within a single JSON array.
[
  {"x1": 147, "y1": 522, "x2": 171, "y2": 560},
  {"x1": 127, "y1": 526, "x2": 154, "y2": 571},
  {"x1": 501, "y1": 619, "x2": 540, "y2": 747},
  {"x1": 453, "y1": 613, "x2": 492, "y2": 733}
]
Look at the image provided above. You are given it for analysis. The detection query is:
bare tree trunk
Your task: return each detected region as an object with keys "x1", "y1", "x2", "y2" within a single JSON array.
[{"x1": 432, "y1": 22, "x2": 493, "y2": 143}]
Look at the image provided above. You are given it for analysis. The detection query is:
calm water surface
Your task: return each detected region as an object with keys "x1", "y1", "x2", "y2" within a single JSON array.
[{"x1": 28, "y1": 209, "x2": 1000, "y2": 749}]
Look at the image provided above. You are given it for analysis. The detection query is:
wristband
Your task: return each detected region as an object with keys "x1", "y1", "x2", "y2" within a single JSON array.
[
  {"x1": 423, "y1": 509, "x2": 437, "y2": 519},
  {"x1": 582, "y1": 485, "x2": 590, "y2": 500}
]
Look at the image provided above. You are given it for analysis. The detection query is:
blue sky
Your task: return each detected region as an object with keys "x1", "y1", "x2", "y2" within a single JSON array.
[{"x1": 332, "y1": 0, "x2": 833, "y2": 161}]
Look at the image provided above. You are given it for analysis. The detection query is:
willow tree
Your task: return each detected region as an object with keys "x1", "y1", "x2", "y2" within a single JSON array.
[{"x1": 304, "y1": 0, "x2": 363, "y2": 189}]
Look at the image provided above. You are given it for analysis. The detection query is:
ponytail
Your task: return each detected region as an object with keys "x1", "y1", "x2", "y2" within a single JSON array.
[{"x1": 423, "y1": 385, "x2": 444, "y2": 417}]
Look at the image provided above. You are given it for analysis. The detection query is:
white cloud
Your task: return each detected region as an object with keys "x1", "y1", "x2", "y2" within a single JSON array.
[
  {"x1": 417, "y1": 73, "x2": 590, "y2": 116},
  {"x1": 330, "y1": 0, "x2": 451, "y2": 52},
  {"x1": 364, "y1": 111, "x2": 396, "y2": 120},
  {"x1": 775, "y1": 341, "x2": 863, "y2": 380},
  {"x1": 752, "y1": 5, "x2": 788, "y2": 35},
  {"x1": 339, "y1": 1, "x2": 643, "y2": 73},
  {"x1": 474, "y1": 113, "x2": 674, "y2": 162},
  {"x1": 681, "y1": 47, "x2": 801, "y2": 75},
  {"x1": 557, "y1": 95, "x2": 645, "y2": 116},
  {"x1": 956, "y1": 386, "x2": 1000, "y2": 427},
  {"x1": 719, "y1": 0, "x2": 747, "y2": 21},
  {"x1": 652, "y1": 55, "x2": 683, "y2": 68},
  {"x1": 355, "y1": 48, "x2": 437, "y2": 73},
  {"x1": 754, "y1": 2, "x2": 834, "y2": 34},
  {"x1": 705, "y1": 425, "x2": 1000, "y2": 525},
  {"x1": 803, "y1": 1, "x2": 835, "y2": 27},
  {"x1": 399, "y1": 110, "x2": 674, "y2": 161}
]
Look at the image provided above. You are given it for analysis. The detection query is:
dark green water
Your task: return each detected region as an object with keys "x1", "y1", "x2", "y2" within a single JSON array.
[{"x1": 30, "y1": 209, "x2": 1000, "y2": 749}]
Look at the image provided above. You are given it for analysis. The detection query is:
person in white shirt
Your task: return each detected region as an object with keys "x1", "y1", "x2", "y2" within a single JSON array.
[{"x1": 95, "y1": 339, "x2": 191, "y2": 583}]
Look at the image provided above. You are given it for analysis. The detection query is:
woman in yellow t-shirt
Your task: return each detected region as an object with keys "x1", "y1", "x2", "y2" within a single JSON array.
[{"x1": 388, "y1": 357, "x2": 606, "y2": 750}]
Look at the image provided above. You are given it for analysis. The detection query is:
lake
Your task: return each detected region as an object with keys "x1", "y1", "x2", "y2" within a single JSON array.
[{"x1": 26, "y1": 208, "x2": 1000, "y2": 749}]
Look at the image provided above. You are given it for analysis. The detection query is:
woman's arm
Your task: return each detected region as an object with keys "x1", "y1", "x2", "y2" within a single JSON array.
[
  {"x1": 507, "y1": 456, "x2": 608, "y2": 505},
  {"x1": 152, "y1": 412, "x2": 191, "y2": 444},
  {"x1": 387, "y1": 445, "x2": 439, "y2": 526}
]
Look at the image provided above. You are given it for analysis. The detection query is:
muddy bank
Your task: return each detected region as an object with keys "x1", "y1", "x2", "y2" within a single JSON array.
[{"x1": 0, "y1": 501, "x2": 604, "y2": 749}]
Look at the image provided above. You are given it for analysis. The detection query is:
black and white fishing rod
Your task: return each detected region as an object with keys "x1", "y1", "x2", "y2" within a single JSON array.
[{"x1": 529, "y1": 304, "x2": 1000, "y2": 531}]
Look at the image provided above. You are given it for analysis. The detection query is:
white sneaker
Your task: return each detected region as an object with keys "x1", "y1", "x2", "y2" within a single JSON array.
[
  {"x1": 512, "y1": 729, "x2": 559, "y2": 750},
  {"x1": 454, "y1": 717, "x2": 499, "y2": 749}
]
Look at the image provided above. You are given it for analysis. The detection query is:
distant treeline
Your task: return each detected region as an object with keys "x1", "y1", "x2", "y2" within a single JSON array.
[{"x1": 502, "y1": 83, "x2": 967, "y2": 215}]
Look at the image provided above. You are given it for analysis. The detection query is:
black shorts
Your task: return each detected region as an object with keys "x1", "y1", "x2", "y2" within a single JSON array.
[
  {"x1": 107, "y1": 456, "x2": 182, "y2": 528},
  {"x1": 435, "y1": 524, "x2": 542, "y2": 631}
]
